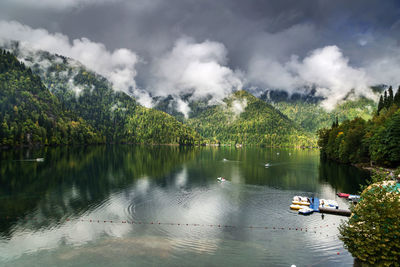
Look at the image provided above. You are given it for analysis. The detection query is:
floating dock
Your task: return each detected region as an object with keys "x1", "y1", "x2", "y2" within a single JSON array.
[
  {"x1": 319, "y1": 207, "x2": 351, "y2": 217},
  {"x1": 309, "y1": 197, "x2": 320, "y2": 212}
]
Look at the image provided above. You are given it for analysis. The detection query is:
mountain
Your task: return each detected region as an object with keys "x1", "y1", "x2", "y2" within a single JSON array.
[
  {"x1": 185, "y1": 90, "x2": 316, "y2": 146},
  {"x1": 260, "y1": 90, "x2": 377, "y2": 134},
  {"x1": 0, "y1": 49, "x2": 102, "y2": 146},
  {"x1": 2, "y1": 43, "x2": 377, "y2": 147},
  {"x1": 1, "y1": 46, "x2": 200, "y2": 146}
]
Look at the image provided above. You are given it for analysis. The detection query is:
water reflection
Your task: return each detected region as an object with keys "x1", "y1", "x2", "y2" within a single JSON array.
[
  {"x1": 318, "y1": 159, "x2": 370, "y2": 194},
  {"x1": 0, "y1": 146, "x2": 368, "y2": 266},
  {"x1": 0, "y1": 146, "x2": 198, "y2": 235}
]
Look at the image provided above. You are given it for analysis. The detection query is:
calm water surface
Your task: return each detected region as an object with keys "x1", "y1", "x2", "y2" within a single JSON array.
[{"x1": 0, "y1": 146, "x2": 369, "y2": 266}]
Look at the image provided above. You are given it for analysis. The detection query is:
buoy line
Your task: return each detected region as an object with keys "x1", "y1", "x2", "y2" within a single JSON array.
[{"x1": 0, "y1": 216, "x2": 342, "y2": 237}]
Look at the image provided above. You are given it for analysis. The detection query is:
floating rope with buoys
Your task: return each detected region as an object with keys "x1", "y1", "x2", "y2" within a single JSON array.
[{"x1": 0, "y1": 216, "x2": 342, "y2": 238}]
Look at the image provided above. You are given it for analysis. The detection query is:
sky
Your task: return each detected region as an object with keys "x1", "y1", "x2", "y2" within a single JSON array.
[{"x1": 1, "y1": 0, "x2": 400, "y2": 110}]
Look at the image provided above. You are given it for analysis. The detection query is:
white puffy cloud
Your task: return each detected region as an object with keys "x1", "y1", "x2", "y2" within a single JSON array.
[
  {"x1": 289, "y1": 46, "x2": 372, "y2": 109},
  {"x1": 176, "y1": 99, "x2": 191, "y2": 118},
  {"x1": 150, "y1": 38, "x2": 243, "y2": 105},
  {"x1": 247, "y1": 45, "x2": 374, "y2": 110},
  {"x1": 0, "y1": 20, "x2": 152, "y2": 105},
  {"x1": 230, "y1": 99, "x2": 247, "y2": 117}
]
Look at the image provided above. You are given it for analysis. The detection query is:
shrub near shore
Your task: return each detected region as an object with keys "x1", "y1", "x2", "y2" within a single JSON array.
[{"x1": 339, "y1": 169, "x2": 400, "y2": 266}]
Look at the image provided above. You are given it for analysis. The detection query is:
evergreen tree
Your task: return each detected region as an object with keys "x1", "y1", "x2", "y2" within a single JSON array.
[
  {"x1": 377, "y1": 95, "x2": 384, "y2": 115},
  {"x1": 394, "y1": 86, "x2": 400, "y2": 106},
  {"x1": 383, "y1": 90, "x2": 388, "y2": 108},
  {"x1": 388, "y1": 86, "x2": 394, "y2": 107}
]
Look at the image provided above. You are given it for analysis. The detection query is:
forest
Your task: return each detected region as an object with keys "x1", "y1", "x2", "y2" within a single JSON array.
[
  {"x1": 187, "y1": 90, "x2": 316, "y2": 147},
  {"x1": 3, "y1": 46, "x2": 393, "y2": 150},
  {"x1": 0, "y1": 49, "x2": 200, "y2": 147},
  {"x1": 318, "y1": 86, "x2": 400, "y2": 166}
]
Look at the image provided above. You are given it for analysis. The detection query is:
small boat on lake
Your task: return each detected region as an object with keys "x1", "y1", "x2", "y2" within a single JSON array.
[
  {"x1": 348, "y1": 195, "x2": 360, "y2": 200},
  {"x1": 292, "y1": 196, "x2": 310, "y2": 206},
  {"x1": 298, "y1": 207, "x2": 314, "y2": 215},
  {"x1": 320, "y1": 199, "x2": 338, "y2": 209},
  {"x1": 337, "y1": 192, "x2": 350, "y2": 198},
  {"x1": 217, "y1": 177, "x2": 226, "y2": 182},
  {"x1": 290, "y1": 204, "x2": 305, "y2": 210}
]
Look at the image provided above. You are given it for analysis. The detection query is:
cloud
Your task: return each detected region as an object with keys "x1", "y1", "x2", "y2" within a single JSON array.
[
  {"x1": 0, "y1": 20, "x2": 154, "y2": 106},
  {"x1": 150, "y1": 38, "x2": 243, "y2": 105},
  {"x1": 361, "y1": 41, "x2": 400, "y2": 93},
  {"x1": 230, "y1": 99, "x2": 247, "y2": 117},
  {"x1": 247, "y1": 45, "x2": 374, "y2": 110},
  {"x1": 290, "y1": 46, "x2": 372, "y2": 109},
  {"x1": 176, "y1": 99, "x2": 191, "y2": 119},
  {"x1": 3, "y1": 0, "x2": 121, "y2": 10}
]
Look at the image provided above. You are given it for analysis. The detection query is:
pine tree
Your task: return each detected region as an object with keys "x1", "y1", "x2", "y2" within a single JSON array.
[
  {"x1": 388, "y1": 86, "x2": 394, "y2": 107},
  {"x1": 377, "y1": 95, "x2": 384, "y2": 115},
  {"x1": 394, "y1": 86, "x2": 400, "y2": 106},
  {"x1": 384, "y1": 90, "x2": 388, "y2": 108}
]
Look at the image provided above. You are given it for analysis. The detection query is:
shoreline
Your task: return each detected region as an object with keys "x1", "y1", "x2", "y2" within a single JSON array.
[
  {"x1": 352, "y1": 162, "x2": 397, "y2": 173},
  {"x1": 1, "y1": 143, "x2": 319, "y2": 150},
  {"x1": 351, "y1": 163, "x2": 400, "y2": 178}
]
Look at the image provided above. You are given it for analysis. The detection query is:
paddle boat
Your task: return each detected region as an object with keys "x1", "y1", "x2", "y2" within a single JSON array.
[
  {"x1": 320, "y1": 199, "x2": 339, "y2": 209},
  {"x1": 337, "y1": 192, "x2": 350, "y2": 198},
  {"x1": 217, "y1": 177, "x2": 226, "y2": 182},
  {"x1": 292, "y1": 196, "x2": 310, "y2": 206},
  {"x1": 290, "y1": 204, "x2": 306, "y2": 210},
  {"x1": 348, "y1": 195, "x2": 360, "y2": 200},
  {"x1": 292, "y1": 201, "x2": 310, "y2": 205},
  {"x1": 298, "y1": 207, "x2": 314, "y2": 215}
]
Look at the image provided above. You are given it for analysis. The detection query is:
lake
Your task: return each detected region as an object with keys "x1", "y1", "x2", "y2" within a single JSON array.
[{"x1": 0, "y1": 145, "x2": 370, "y2": 266}]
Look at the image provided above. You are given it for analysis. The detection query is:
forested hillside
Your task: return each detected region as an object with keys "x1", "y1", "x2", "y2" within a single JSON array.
[
  {"x1": 318, "y1": 86, "x2": 400, "y2": 166},
  {"x1": 0, "y1": 48, "x2": 200, "y2": 146},
  {"x1": 186, "y1": 90, "x2": 315, "y2": 146},
  {"x1": 260, "y1": 90, "x2": 376, "y2": 134},
  {"x1": 0, "y1": 49, "x2": 103, "y2": 146}
]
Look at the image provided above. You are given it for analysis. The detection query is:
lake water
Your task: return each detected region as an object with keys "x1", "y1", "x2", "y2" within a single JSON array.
[{"x1": 0, "y1": 146, "x2": 370, "y2": 266}]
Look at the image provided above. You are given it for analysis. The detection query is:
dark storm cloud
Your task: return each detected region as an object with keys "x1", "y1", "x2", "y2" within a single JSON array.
[
  {"x1": 1, "y1": 0, "x2": 400, "y2": 109},
  {"x1": 4, "y1": 0, "x2": 400, "y2": 56}
]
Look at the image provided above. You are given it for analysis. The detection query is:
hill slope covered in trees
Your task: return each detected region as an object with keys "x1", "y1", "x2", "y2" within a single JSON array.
[
  {"x1": 0, "y1": 47, "x2": 200, "y2": 146},
  {"x1": 186, "y1": 90, "x2": 316, "y2": 146},
  {"x1": 318, "y1": 87, "x2": 400, "y2": 166},
  {"x1": 0, "y1": 49, "x2": 103, "y2": 146},
  {"x1": 260, "y1": 90, "x2": 377, "y2": 134}
]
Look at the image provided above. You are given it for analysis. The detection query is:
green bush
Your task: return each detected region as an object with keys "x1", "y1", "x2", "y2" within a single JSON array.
[{"x1": 339, "y1": 172, "x2": 400, "y2": 266}]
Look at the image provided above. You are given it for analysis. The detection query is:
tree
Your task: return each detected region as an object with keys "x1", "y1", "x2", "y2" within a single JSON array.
[
  {"x1": 384, "y1": 90, "x2": 388, "y2": 108},
  {"x1": 339, "y1": 172, "x2": 400, "y2": 266},
  {"x1": 369, "y1": 109, "x2": 400, "y2": 166},
  {"x1": 388, "y1": 86, "x2": 394, "y2": 108},
  {"x1": 377, "y1": 95, "x2": 384, "y2": 115},
  {"x1": 394, "y1": 86, "x2": 400, "y2": 106}
]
